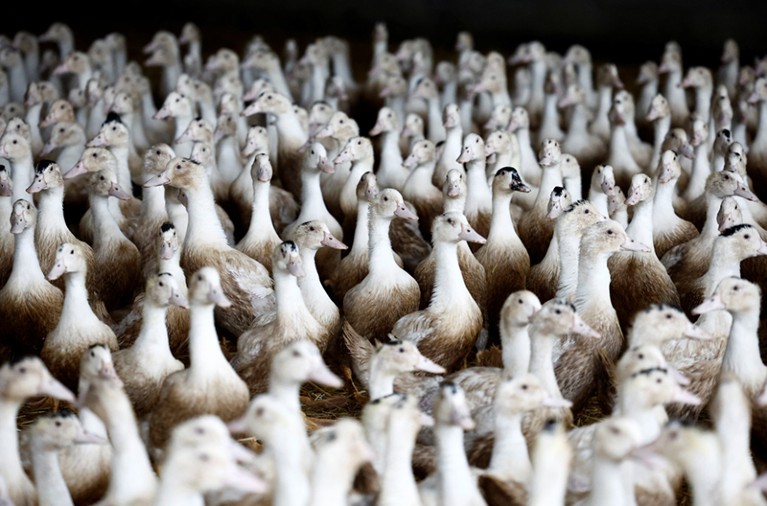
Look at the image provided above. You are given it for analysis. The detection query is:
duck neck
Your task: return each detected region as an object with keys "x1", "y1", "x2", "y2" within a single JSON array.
[
  {"x1": 609, "y1": 123, "x2": 633, "y2": 164},
  {"x1": 754, "y1": 101, "x2": 767, "y2": 145},
  {"x1": 108, "y1": 145, "x2": 132, "y2": 192},
  {"x1": 248, "y1": 180, "x2": 278, "y2": 238},
  {"x1": 104, "y1": 397, "x2": 157, "y2": 502},
  {"x1": 188, "y1": 301, "x2": 231, "y2": 378},
  {"x1": 367, "y1": 360, "x2": 397, "y2": 401},
  {"x1": 650, "y1": 117, "x2": 671, "y2": 170},
  {"x1": 502, "y1": 324, "x2": 531, "y2": 377},
  {"x1": 527, "y1": 446, "x2": 570, "y2": 506},
  {"x1": 529, "y1": 61, "x2": 546, "y2": 106},
  {"x1": 693, "y1": 87, "x2": 712, "y2": 123},
  {"x1": 488, "y1": 411, "x2": 531, "y2": 482},
  {"x1": 701, "y1": 242, "x2": 741, "y2": 298},
  {"x1": 578, "y1": 63, "x2": 594, "y2": 94},
  {"x1": 368, "y1": 214, "x2": 399, "y2": 274},
  {"x1": 151, "y1": 469, "x2": 201, "y2": 506},
  {"x1": 425, "y1": 97, "x2": 444, "y2": 140},
  {"x1": 341, "y1": 156, "x2": 375, "y2": 215},
  {"x1": 300, "y1": 170, "x2": 324, "y2": 211},
  {"x1": 132, "y1": 302, "x2": 173, "y2": 358},
  {"x1": 534, "y1": 163, "x2": 563, "y2": 211},
  {"x1": 31, "y1": 444, "x2": 73, "y2": 506},
  {"x1": 555, "y1": 228, "x2": 581, "y2": 302},
  {"x1": 595, "y1": 86, "x2": 612, "y2": 124},
  {"x1": 529, "y1": 335, "x2": 564, "y2": 399},
  {"x1": 379, "y1": 130, "x2": 403, "y2": 173},
  {"x1": 349, "y1": 200, "x2": 370, "y2": 257},
  {"x1": 652, "y1": 178, "x2": 678, "y2": 220},
  {"x1": 379, "y1": 420, "x2": 420, "y2": 506},
  {"x1": 567, "y1": 103, "x2": 589, "y2": 136},
  {"x1": 8, "y1": 226, "x2": 47, "y2": 286},
  {"x1": 0, "y1": 400, "x2": 27, "y2": 490},
  {"x1": 298, "y1": 246, "x2": 336, "y2": 323},
  {"x1": 685, "y1": 143, "x2": 712, "y2": 201},
  {"x1": 588, "y1": 458, "x2": 636, "y2": 506},
  {"x1": 271, "y1": 431, "x2": 312, "y2": 506},
  {"x1": 61, "y1": 269, "x2": 100, "y2": 327},
  {"x1": 140, "y1": 184, "x2": 167, "y2": 222},
  {"x1": 464, "y1": 159, "x2": 491, "y2": 215},
  {"x1": 184, "y1": 184, "x2": 229, "y2": 248},
  {"x1": 90, "y1": 194, "x2": 127, "y2": 249},
  {"x1": 436, "y1": 423, "x2": 477, "y2": 506},
  {"x1": 682, "y1": 442, "x2": 721, "y2": 506},
  {"x1": 276, "y1": 110, "x2": 310, "y2": 152},
  {"x1": 516, "y1": 127, "x2": 535, "y2": 160},
  {"x1": 310, "y1": 455, "x2": 356, "y2": 506},
  {"x1": 575, "y1": 249, "x2": 613, "y2": 313},
  {"x1": 274, "y1": 269, "x2": 311, "y2": 326},
  {"x1": 36, "y1": 185, "x2": 68, "y2": 232},
  {"x1": 722, "y1": 307, "x2": 767, "y2": 389},
  {"x1": 10, "y1": 154, "x2": 34, "y2": 205},
  {"x1": 431, "y1": 241, "x2": 473, "y2": 310},
  {"x1": 487, "y1": 191, "x2": 517, "y2": 245},
  {"x1": 625, "y1": 198, "x2": 654, "y2": 251},
  {"x1": 443, "y1": 194, "x2": 466, "y2": 214},
  {"x1": 267, "y1": 67, "x2": 293, "y2": 102}
]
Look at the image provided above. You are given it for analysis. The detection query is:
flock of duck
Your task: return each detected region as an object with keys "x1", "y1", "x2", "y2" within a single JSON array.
[{"x1": 1, "y1": 19, "x2": 767, "y2": 506}]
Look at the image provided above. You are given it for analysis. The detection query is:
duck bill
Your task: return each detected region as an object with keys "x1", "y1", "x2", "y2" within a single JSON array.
[
  {"x1": 63, "y1": 161, "x2": 88, "y2": 179},
  {"x1": 170, "y1": 290, "x2": 190, "y2": 309},
  {"x1": 108, "y1": 183, "x2": 131, "y2": 200},
  {"x1": 308, "y1": 363, "x2": 344, "y2": 388},
  {"x1": 691, "y1": 294, "x2": 725, "y2": 315},
  {"x1": 512, "y1": 180, "x2": 531, "y2": 193},
  {"x1": 452, "y1": 411, "x2": 476, "y2": 431},
  {"x1": 416, "y1": 355, "x2": 446, "y2": 374},
  {"x1": 87, "y1": 135, "x2": 107, "y2": 148},
  {"x1": 208, "y1": 288, "x2": 232, "y2": 308},
  {"x1": 47, "y1": 261, "x2": 66, "y2": 281},
  {"x1": 314, "y1": 125, "x2": 333, "y2": 139},
  {"x1": 621, "y1": 238, "x2": 651, "y2": 252},
  {"x1": 26, "y1": 177, "x2": 46, "y2": 194},
  {"x1": 667, "y1": 366, "x2": 690, "y2": 386},
  {"x1": 455, "y1": 151, "x2": 473, "y2": 164},
  {"x1": 288, "y1": 259, "x2": 305, "y2": 279},
  {"x1": 658, "y1": 166, "x2": 675, "y2": 184},
  {"x1": 759, "y1": 241, "x2": 767, "y2": 255},
  {"x1": 143, "y1": 172, "x2": 170, "y2": 187},
  {"x1": 40, "y1": 378, "x2": 75, "y2": 403},
  {"x1": 74, "y1": 428, "x2": 109, "y2": 445},
  {"x1": 229, "y1": 440, "x2": 258, "y2": 464},
  {"x1": 402, "y1": 154, "x2": 418, "y2": 169},
  {"x1": 459, "y1": 223, "x2": 486, "y2": 244},
  {"x1": 333, "y1": 151, "x2": 352, "y2": 165},
  {"x1": 153, "y1": 108, "x2": 171, "y2": 121},
  {"x1": 444, "y1": 115, "x2": 459, "y2": 129},
  {"x1": 369, "y1": 122, "x2": 385, "y2": 136},
  {"x1": 318, "y1": 156, "x2": 335, "y2": 173},
  {"x1": 734, "y1": 184, "x2": 759, "y2": 202},
  {"x1": 240, "y1": 102, "x2": 262, "y2": 117},
  {"x1": 175, "y1": 129, "x2": 194, "y2": 144},
  {"x1": 446, "y1": 183, "x2": 462, "y2": 198},
  {"x1": 394, "y1": 203, "x2": 418, "y2": 221},
  {"x1": 683, "y1": 322, "x2": 712, "y2": 340},
  {"x1": 571, "y1": 315, "x2": 600, "y2": 339},
  {"x1": 672, "y1": 387, "x2": 702, "y2": 406},
  {"x1": 542, "y1": 395, "x2": 573, "y2": 409},
  {"x1": 624, "y1": 193, "x2": 641, "y2": 206},
  {"x1": 221, "y1": 464, "x2": 269, "y2": 495},
  {"x1": 40, "y1": 140, "x2": 57, "y2": 155},
  {"x1": 321, "y1": 231, "x2": 347, "y2": 250},
  {"x1": 226, "y1": 416, "x2": 250, "y2": 435}
]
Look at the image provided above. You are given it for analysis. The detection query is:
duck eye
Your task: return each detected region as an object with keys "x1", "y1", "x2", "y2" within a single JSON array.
[
  {"x1": 607, "y1": 229, "x2": 613, "y2": 235},
  {"x1": 518, "y1": 299, "x2": 523, "y2": 304},
  {"x1": 638, "y1": 353, "x2": 644, "y2": 359},
  {"x1": 744, "y1": 234, "x2": 750, "y2": 239},
  {"x1": 554, "y1": 309, "x2": 561, "y2": 314},
  {"x1": 158, "y1": 281, "x2": 164, "y2": 287},
  {"x1": 521, "y1": 384, "x2": 528, "y2": 390},
  {"x1": 666, "y1": 314, "x2": 672, "y2": 319},
  {"x1": 398, "y1": 347, "x2": 405, "y2": 353},
  {"x1": 309, "y1": 226, "x2": 315, "y2": 231},
  {"x1": 656, "y1": 378, "x2": 663, "y2": 384},
  {"x1": 733, "y1": 285, "x2": 740, "y2": 291},
  {"x1": 18, "y1": 367, "x2": 26, "y2": 374},
  {"x1": 90, "y1": 351, "x2": 95, "y2": 357},
  {"x1": 383, "y1": 196, "x2": 388, "y2": 202}
]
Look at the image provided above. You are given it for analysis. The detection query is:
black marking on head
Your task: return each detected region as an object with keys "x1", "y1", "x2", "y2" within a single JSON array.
[
  {"x1": 440, "y1": 380, "x2": 458, "y2": 394},
  {"x1": 564, "y1": 199, "x2": 588, "y2": 212},
  {"x1": 160, "y1": 222, "x2": 175, "y2": 233},
  {"x1": 645, "y1": 303, "x2": 683, "y2": 313},
  {"x1": 45, "y1": 408, "x2": 76, "y2": 419},
  {"x1": 8, "y1": 355, "x2": 35, "y2": 366},
  {"x1": 88, "y1": 343, "x2": 108, "y2": 351},
  {"x1": 35, "y1": 159, "x2": 56, "y2": 173},
  {"x1": 631, "y1": 366, "x2": 668, "y2": 378},
  {"x1": 103, "y1": 111, "x2": 122, "y2": 125},
  {"x1": 720, "y1": 223, "x2": 753, "y2": 237},
  {"x1": 552, "y1": 186, "x2": 565, "y2": 197}
]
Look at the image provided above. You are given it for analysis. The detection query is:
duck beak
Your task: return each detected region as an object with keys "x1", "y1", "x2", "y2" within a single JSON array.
[
  {"x1": 402, "y1": 153, "x2": 418, "y2": 169},
  {"x1": 459, "y1": 223, "x2": 486, "y2": 244},
  {"x1": 679, "y1": 143, "x2": 695, "y2": 160},
  {"x1": 47, "y1": 261, "x2": 67, "y2": 281},
  {"x1": 321, "y1": 231, "x2": 347, "y2": 250},
  {"x1": 314, "y1": 125, "x2": 333, "y2": 139},
  {"x1": 288, "y1": 257, "x2": 305, "y2": 279},
  {"x1": 87, "y1": 135, "x2": 106, "y2": 148},
  {"x1": 160, "y1": 242, "x2": 175, "y2": 260},
  {"x1": 543, "y1": 395, "x2": 573, "y2": 409},
  {"x1": 672, "y1": 387, "x2": 702, "y2": 406},
  {"x1": 571, "y1": 314, "x2": 600, "y2": 339},
  {"x1": 63, "y1": 161, "x2": 89, "y2": 179},
  {"x1": 369, "y1": 121, "x2": 385, "y2": 137},
  {"x1": 394, "y1": 203, "x2": 418, "y2": 220},
  {"x1": 452, "y1": 410, "x2": 476, "y2": 431},
  {"x1": 621, "y1": 237, "x2": 651, "y2": 252},
  {"x1": 229, "y1": 440, "x2": 258, "y2": 464},
  {"x1": 333, "y1": 150, "x2": 352, "y2": 165},
  {"x1": 446, "y1": 182, "x2": 462, "y2": 198},
  {"x1": 456, "y1": 150, "x2": 472, "y2": 164},
  {"x1": 308, "y1": 362, "x2": 344, "y2": 388},
  {"x1": 40, "y1": 141, "x2": 57, "y2": 155},
  {"x1": 759, "y1": 241, "x2": 767, "y2": 255},
  {"x1": 226, "y1": 415, "x2": 250, "y2": 435},
  {"x1": 143, "y1": 172, "x2": 170, "y2": 187},
  {"x1": 240, "y1": 101, "x2": 261, "y2": 117},
  {"x1": 683, "y1": 322, "x2": 712, "y2": 340},
  {"x1": 221, "y1": 464, "x2": 269, "y2": 496},
  {"x1": 108, "y1": 183, "x2": 131, "y2": 200},
  {"x1": 153, "y1": 108, "x2": 171, "y2": 120},
  {"x1": 625, "y1": 190, "x2": 641, "y2": 207},
  {"x1": 318, "y1": 156, "x2": 335, "y2": 173},
  {"x1": 667, "y1": 366, "x2": 690, "y2": 386},
  {"x1": 40, "y1": 378, "x2": 75, "y2": 403},
  {"x1": 208, "y1": 288, "x2": 232, "y2": 308},
  {"x1": 692, "y1": 294, "x2": 725, "y2": 315},
  {"x1": 26, "y1": 177, "x2": 46, "y2": 194},
  {"x1": 74, "y1": 428, "x2": 109, "y2": 445},
  {"x1": 170, "y1": 289, "x2": 189, "y2": 309},
  {"x1": 734, "y1": 183, "x2": 759, "y2": 202},
  {"x1": 416, "y1": 355, "x2": 446, "y2": 374}
]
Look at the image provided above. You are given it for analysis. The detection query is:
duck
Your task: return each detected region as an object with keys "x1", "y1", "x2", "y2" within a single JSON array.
[
  {"x1": 456, "y1": 132, "x2": 493, "y2": 240},
  {"x1": 483, "y1": 129, "x2": 521, "y2": 186},
  {"x1": 80, "y1": 373, "x2": 159, "y2": 505},
  {"x1": 152, "y1": 416, "x2": 266, "y2": 506},
  {"x1": 608, "y1": 173, "x2": 681, "y2": 334},
  {"x1": 0, "y1": 165, "x2": 13, "y2": 294},
  {"x1": 589, "y1": 63, "x2": 624, "y2": 143},
  {"x1": 328, "y1": 171, "x2": 379, "y2": 303},
  {"x1": 143, "y1": 30, "x2": 182, "y2": 100},
  {"x1": 85, "y1": 166, "x2": 142, "y2": 312},
  {"x1": 148, "y1": 266, "x2": 250, "y2": 451},
  {"x1": 681, "y1": 66, "x2": 713, "y2": 125},
  {"x1": 652, "y1": 150, "x2": 700, "y2": 260},
  {"x1": 391, "y1": 212, "x2": 486, "y2": 372},
  {"x1": 604, "y1": 90, "x2": 644, "y2": 192},
  {"x1": 410, "y1": 77, "x2": 446, "y2": 144},
  {"x1": 474, "y1": 167, "x2": 531, "y2": 344},
  {"x1": 112, "y1": 272, "x2": 188, "y2": 418},
  {"x1": 681, "y1": 115, "x2": 712, "y2": 205},
  {"x1": 506, "y1": 106, "x2": 542, "y2": 188},
  {"x1": 22, "y1": 81, "x2": 54, "y2": 159},
  {"x1": 555, "y1": 219, "x2": 650, "y2": 416},
  {"x1": 27, "y1": 410, "x2": 106, "y2": 506},
  {"x1": 0, "y1": 356, "x2": 75, "y2": 506},
  {"x1": 0, "y1": 198, "x2": 63, "y2": 356},
  {"x1": 420, "y1": 381, "x2": 486, "y2": 506},
  {"x1": 309, "y1": 418, "x2": 374, "y2": 506},
  {"x1": 241, "y1": 90, "x2": 308, "y2": 200},
  {"x1": 402, "y1": 138, "x2": 443, "y2": 242},
  {"x1": 433, "y1": 103, "x2": 465, "y2": 189},
  {"x1": 517, "y1": 138, "x2": 564, "y2": 265},
  {"x1": 234, "y1": 152, "x2": 283, "y2": 274},
  {"x1": 108, "y1": 89, "x2": 151, "y2": 161},
  {"x1": 369, "y1": 106, "x2": 409, "y2": 192},
  {"x1": 342, "y1": 188, "x2": 421, "y2": 344},
  {"x1": 0, "y1": 47, "x2": 30, "y2": 105},
  {"x1": 232, "y1": 241, "x2": 326, "y2": 396},
  {"x1": 287, "y1": 219, "x2": 347, "y2": 353},
  {"x1": 43, "y1": 242, "x2": 119, "y2": 391},
  {"x1": 144, "y1": 156, "x2": 274, "y2": 337},
  {"x1": 41, "y1": 120, "x2": 88, "y2": 206},
  {"x1": 153, "y1": 91, "x2": 195, "y2": 158},
  {"x1": 0, "y1": 127, "x2": 35, "y2": 206},
  {"x1": 658, "y1": 43, "x2": 690, "y2": 128},
  {"x1": 645, "y1": 93, "x2": 672, "y2": 172},
  {"x1": 635, "y1": 61, "x2": 659, "y2": 129},
  {"x1": 177, "y1": 119, "x2": 230, "y2": 206},
  {"x1": 334, "y1": 135, "x2": 376, "y2": 247}
]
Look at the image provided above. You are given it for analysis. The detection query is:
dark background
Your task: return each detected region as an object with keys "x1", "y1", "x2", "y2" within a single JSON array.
[{"x1": 8, "y1": 0, "x2": 767, "y2": 77}]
